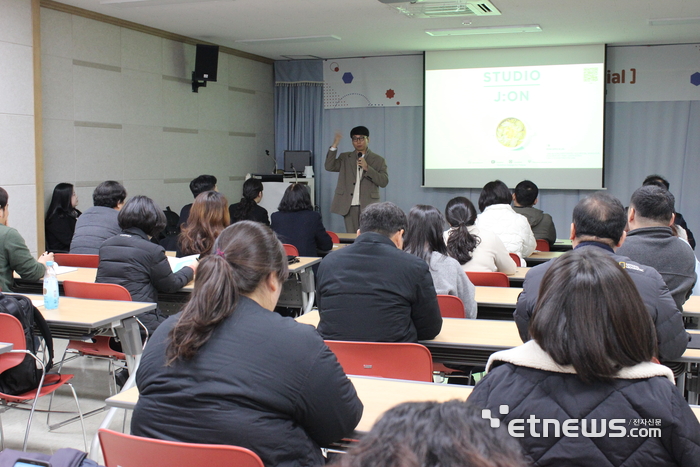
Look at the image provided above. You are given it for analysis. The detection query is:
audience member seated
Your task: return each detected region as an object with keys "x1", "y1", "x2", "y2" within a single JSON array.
[
  {"x1": 475, "y1": 180, "x2": 536, "y2": 262},
  {"x1": 511, "y1": 180, "x2": 557, "y2": 247},
  {"x1": 514, "y1": 192, "x2": 688, "y2": 362},
  {"x1": 178, "y1": 174, "x2": 217, "y2": 230},
  {"x1": 444, "y1": 196, "x2": 516, "y2": 274},
  {"x1": 334, "y1": 400, "x2": 527, "y2": 467},
  {"x1": 470, "y1": 248, "x2": 700, "y2": 466},
  {"x1": 97, "y1": 196, "x2": 196, "y2": 340},
  {"x1": 271, "y1": 183, "x2": 332, "y2": 258},
  {"x1": 70, "y1": 180, "x2": 126, "y2": 254},
  {"x1": 404, "y1": 205, "x2": 477, "y2": 319},
  {"x1": 0, "y1": 187, "x2": 52, "y2": 292},
  {"x1": 45, "y1": 183, "x2": 81, "y2": 253},
  {"x1": 229, "y1": 178, "x2": 270, "y2": 225},
  {"x1": 131, "y1": 221, "x2": 363, "y2": 467},
  {"x1": 316, "y1": 202, "x2": 442, "y2": 342},
  {"x1": 177, "y1": 191, "x2": 229, "y2": 258},
  {"x1": 618, "y1": 185, "x2": 696, "y2": 310},
  {"x1": 643, "y1": 174, "x2": 695, "y2": 249}
]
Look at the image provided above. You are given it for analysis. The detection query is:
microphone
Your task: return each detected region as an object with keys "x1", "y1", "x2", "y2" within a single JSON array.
[
  {"x1": 291, "y1": 163, "x2": 299, "y2": 183},
  {"x1": 357, "y1": 152, "x2": 363, "y2": 173}
]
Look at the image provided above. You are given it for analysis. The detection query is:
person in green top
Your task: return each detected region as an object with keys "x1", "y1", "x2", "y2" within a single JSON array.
[{"x1": 0, "y1": 187, "x2": 53, "y2": 292}]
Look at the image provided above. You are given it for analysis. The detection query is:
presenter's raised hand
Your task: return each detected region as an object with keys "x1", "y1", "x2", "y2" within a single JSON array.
[{"x1": 332, "y1": 131, "x2": 342, "y2": 147}]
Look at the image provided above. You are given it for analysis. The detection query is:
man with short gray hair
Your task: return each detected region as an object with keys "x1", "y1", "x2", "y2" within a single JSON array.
[
  {"x1": 617, "y1": 185, "x2": 696, "y2": 310},
  {"x1": 316, "y1": 202, "x2": 442, "y2": 343}
]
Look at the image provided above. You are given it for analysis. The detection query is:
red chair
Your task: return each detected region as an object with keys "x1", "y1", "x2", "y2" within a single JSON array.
[
  {"x1": 536, "y1": 239, "x2": 550, "y2": 251},
  {"x1": 99, "y1": 428, "x2": 264, "y2": 467},
  {"x1": 324, "y1": 340, "x2": 433, "y2": 382},
  {"x1": 53, "y1": 253, "x2": 99, "y2": 268},
  {"x1": 437, "y1": 294, "x2": 465, "y2": 318},
  {"x1": 58, "y1": 282, "x2": 131, "y2": 394},
  {"x1": 465, "y1": 271, "x2": 510, "y2": 287},
  {"x1": 0, "y1": 314, "x2": 86, "y2": 451},
  {"x1": 326, "y1": 231, "x2": 340, "y2": 244},
  {"x1": 283, "y1": 244, "x2": 299, "y2": 256},
  {"x1": 509, "y1": 253, "x2": 521, "y2": 267}
]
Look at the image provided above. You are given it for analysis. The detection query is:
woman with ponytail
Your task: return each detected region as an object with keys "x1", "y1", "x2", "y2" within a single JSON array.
[
  {"x1": 132, "y1": 221, "x2": 363, "y2": 467},
  {"x1": 229, "y1": 178, "x2": 270, "y2": 225},
  {"x1": 444, "y1": 197, "x2": 516, "y2": 274}
]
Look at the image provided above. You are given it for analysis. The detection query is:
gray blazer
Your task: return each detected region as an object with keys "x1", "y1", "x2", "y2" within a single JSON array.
[
  {"x1": 325, "y1": 148, "x2": 388, "y2": 216},
  {"x1": 70, "y1": 206, "x2": 121, "y2": 254}
]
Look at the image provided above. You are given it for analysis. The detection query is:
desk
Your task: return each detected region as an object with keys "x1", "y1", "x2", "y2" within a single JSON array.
[
  {"x1": 551, "y1": 239, "x2": 573, "y2": 251},
  {"x1": 297, "y1": 311, "x2": 522, "y2": 367},
  {"x1": 15, "y1": 257, "x2": 321, "y2": 315},
  {"x1": 525, "y1": 251, "x2": 564, "y2": 266},
  {"x1": 336, "y1": 233, "x2": 358, "y2": 244},
  {"x1": 682, "y1": 296, "x2": 700, "y2": 317},
  {"x1": 103, "y1": 375, "x2": 473, "y2": 439},
  {"x1": 507, "y1": 267, "x2": 529, "y2": 286}
]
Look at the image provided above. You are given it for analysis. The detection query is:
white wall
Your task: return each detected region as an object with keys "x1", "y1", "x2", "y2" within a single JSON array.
[
  {"x1": 40, "y1": 8, "x2": 274, "y2": 226},
  {"x1": 0, "y1": 0, "x2": 39, "y2": 254}
]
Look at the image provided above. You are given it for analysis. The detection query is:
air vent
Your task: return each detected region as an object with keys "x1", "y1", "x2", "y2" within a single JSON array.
[{"x1": 382, "y1": 0, "x2": 501, "y2": 18}]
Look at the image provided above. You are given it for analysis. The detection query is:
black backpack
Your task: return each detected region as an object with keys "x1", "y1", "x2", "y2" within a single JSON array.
[{"x1": 0, "y1": 292, "x2": 54, "y2": 395}]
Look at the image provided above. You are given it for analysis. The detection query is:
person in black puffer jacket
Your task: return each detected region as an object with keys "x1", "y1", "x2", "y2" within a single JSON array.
[
  {"x1": 97, "y1": 196, "x2": 196, "y2": 339},
  {"x1": 132, "y1": 221, "x2": 362, "y2": 467},
  {"x1": 469, "y1": 248, "x2": 700, "y2": 467}
]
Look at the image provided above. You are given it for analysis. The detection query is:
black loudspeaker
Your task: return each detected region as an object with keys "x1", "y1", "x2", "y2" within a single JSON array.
[{"x1": 194, "y1": 44, "x2": 219, "y2": 81}]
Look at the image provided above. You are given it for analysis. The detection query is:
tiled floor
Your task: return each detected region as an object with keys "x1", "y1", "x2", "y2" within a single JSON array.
[{"x1": 1, "y1": 339, "x2": 132, "y2": 464}]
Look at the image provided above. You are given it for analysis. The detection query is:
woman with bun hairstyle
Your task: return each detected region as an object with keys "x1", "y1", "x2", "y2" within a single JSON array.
[
  {"x1": 132, "y1": 221, "x2": 363, "y2": 467},
  {"x1": 444, "y1": 197, "x2": 516, "y2": 274}
]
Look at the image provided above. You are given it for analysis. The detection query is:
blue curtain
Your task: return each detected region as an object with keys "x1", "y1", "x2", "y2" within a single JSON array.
[{"x1": 274, "y1": 60, "x2": 324, "y2": 188}]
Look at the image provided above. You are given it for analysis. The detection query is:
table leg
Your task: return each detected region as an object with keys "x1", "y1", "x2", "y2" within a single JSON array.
[{"x1": 88, "y1": 317, "x2": 143, "y2": 460}]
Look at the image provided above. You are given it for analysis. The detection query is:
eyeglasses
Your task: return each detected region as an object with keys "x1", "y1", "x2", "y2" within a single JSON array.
[{"x1": 351, "y1": 136, "x2": 366, "y2": 142}]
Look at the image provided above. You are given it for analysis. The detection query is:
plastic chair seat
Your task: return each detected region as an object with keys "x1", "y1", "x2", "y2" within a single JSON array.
[
  {"x1": 99, "y1": 428, "x2": 265, "y2": 467},
  {"x1": 437, "y1": 294, "x2": 465, "y2": 318},
  {"x1": 465, "y1": 271, "x2": 510, "y2": 287},
  {"x1": 0, "y1": 373, "x2": 74, "y2": 404},
  {"x1": 66, "y1": 336, "x2": 125, "y2": 360}
]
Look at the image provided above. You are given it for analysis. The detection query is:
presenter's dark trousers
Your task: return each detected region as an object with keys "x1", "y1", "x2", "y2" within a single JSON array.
[{"x1": 344, "y1": 205, "x2": 361, "y2": 233}]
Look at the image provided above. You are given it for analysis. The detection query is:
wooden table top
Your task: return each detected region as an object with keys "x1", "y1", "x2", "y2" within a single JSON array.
[
  {"x1": 297, "y1": 311, "x2": 522, "y2": 350},
  {"x1": 17, "y1": 257, "x2": 321, "y2": 294},
  {"x1": 474, "y1": 286, "x2": 521, "y2": 307},
  {"x1": 105, "y1": 375, "x2": 473, "y2": 435},
  {"x1": 527, "y1": 251, "x2": 565, "y2": 260},
  {"x1": 683, "y1": 295, "x2": 700, "y2": 317},
  {"x1": 509, "y1": 267, "x2": 529, "y2": 281},
  {"x1": 336, "y1": 233, "x2": 358, "y2": 243},
  {"x1": 20, "y1": 294, "x2": 156, "y2": 330}
]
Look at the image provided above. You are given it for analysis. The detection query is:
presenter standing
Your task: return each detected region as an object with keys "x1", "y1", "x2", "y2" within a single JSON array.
[{"x1": 325, "y1": 126, "x2": 388, "y2": 232}]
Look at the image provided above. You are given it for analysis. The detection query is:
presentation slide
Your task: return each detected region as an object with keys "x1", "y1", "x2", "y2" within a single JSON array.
[{"x1": 424, "y1": 45, "x2": 606, "y2": 190}]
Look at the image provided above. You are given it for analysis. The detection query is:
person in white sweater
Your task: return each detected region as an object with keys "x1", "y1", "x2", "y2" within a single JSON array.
[
  {"x1": 443, "y1": 196, "x2": 516, "y2": 274},
  {"x1": 475, "y1": 180, "x2": 536, "y2": 263},
  {"x1": 404, "y1": 205, "x2": 477, "y2": 319}
]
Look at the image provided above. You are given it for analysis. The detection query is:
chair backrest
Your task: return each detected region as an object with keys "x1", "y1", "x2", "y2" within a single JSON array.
[
  {"x1": 437, "y1": 294, "x2": 465, "y2": 318},
  {"x1": 326, "y1": 231, "x2": 340, "y2": 244},
  {"x1": 53, "y1": 253, "x2": 100, "y2": 268},
  {"x1": 63, "y1": 281, "x2": 132, "y2": 301},
  {"x1": 324, "y1": 340, "x2": 433, "y2": 382},
  {"x1": 536, "y1": 239, "x2": 550, "y2": 251},
  {"x1": 509, "y1": 253, "x2": 522, "y2": 267},
  {"x1": 283, "y1": 244, "x2": 299, "y2": 256},
  {"x1": 465, "y1": 271, "x2": 510, "y2": 287},
  {"x1": 0, "y1": 314, "x2": 28, "y2": 373},
  {"x1": 99, "y1": 429, "x2": 264, "y2": 467}
]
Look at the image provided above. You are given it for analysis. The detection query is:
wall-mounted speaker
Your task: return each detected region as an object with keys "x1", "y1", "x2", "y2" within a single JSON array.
[
  {"x1": 192, "y1": 44, "x2": 219, "y2": 92},
  {"x1": 194, "y1": 44, "x2": 219, "y2": 81}
]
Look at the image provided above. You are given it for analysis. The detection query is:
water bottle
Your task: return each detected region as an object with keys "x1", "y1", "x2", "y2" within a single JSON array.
[{"x1": 43, "y1": 261, "x2": 59, "y2": 310}]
